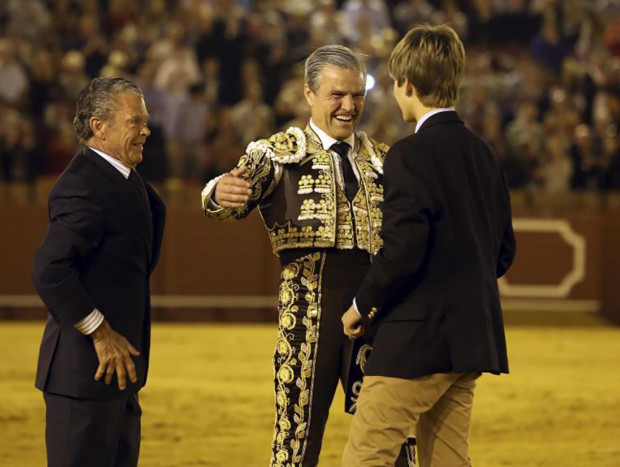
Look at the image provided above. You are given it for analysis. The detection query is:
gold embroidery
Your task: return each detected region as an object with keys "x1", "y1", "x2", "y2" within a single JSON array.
[
  {"x1": 205, "y1": 144, "x2": 275, "y2": 222},
  {"x1": 206, "y1": 126, "x2": 388, "y2": 256},
  {"x1": 348, "y1": 343, "x2": 372, "y2": 413},
  {"x1": 272, "y1": 253, "x2": 325, "y2": 467},
  {"x1": 352, "y1": 148, "x2": 385, "y2": 254},
  {"x1": 269, "y1": 128, "x2": 305, "y2": 162},
  {"x1": 296, "y1": 172, "x2": 333, "y2": 196},
  {"x1": 297, "y1": 175, "x2": 314, "y2": 195},
  {"x1": 335, "y1": 187, "x2": 355, "y2": 250},
  {"x1": 310, "y1": 151, "x2": 331, "y2": 170},
  {"x1": 299, "y1": 199, "x2": 332, "y2": 221},
  {"x1": 314, "y1": 174, "x2": 331, "y2": 193}
]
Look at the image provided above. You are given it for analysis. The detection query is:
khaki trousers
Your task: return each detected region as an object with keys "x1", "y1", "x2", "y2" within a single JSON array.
[{"x1": 342, "y1": 372, "x2": 479, "y2": 467}]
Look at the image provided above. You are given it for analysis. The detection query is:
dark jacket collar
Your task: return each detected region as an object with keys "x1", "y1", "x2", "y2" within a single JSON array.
[
  {"x1": 417, "y1": 110, "x2": 463, "y2": 134},
  {"x1": 80, "y1": 147, "x2": 130, "y2": 187}
]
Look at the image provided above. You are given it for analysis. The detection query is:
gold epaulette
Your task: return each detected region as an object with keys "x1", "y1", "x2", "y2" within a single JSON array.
[
  {"x1": 245, "y1": 127, "x2": 307, "y2": 164},
  {"x1": 358, "y1": 131, "x2": 387, "y2": 175}
]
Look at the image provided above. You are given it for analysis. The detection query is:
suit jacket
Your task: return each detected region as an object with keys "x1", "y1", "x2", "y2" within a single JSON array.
[
  {"x1": 32, "y1": 147, "x2": 165, "y2": 399},
  {"x1": 355, "y1": 111, "x2": 516, "y2": 379}
]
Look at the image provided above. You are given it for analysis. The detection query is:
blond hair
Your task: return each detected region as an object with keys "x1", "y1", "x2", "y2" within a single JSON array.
[{"x1": 388, "y1": 24, "x2": 465, "y2": 108}]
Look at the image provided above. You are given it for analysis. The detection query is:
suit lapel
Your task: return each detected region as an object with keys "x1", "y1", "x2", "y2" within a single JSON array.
[
  {"x1": 81, "y1": 147, "x2": 129, "y2": 188},
  {"x1": 144, "y1": 181, "x2": 165, "y2": 271},
  {"x1": 81, "y1": 148, "x2": 153, "y2": 259}
]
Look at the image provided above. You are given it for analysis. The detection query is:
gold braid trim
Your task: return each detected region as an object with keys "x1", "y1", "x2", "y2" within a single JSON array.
[{"x1": 248, "y1": 127, "x2": 306, "y2": 164}]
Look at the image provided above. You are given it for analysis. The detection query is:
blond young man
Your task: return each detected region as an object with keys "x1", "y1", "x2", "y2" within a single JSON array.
[{"x1": 341, "y1": 25, "x2": 516, "y2": 466}]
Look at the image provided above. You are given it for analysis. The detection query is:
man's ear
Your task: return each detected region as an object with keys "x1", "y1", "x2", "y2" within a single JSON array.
[
  {"x1": 89, "y1": 117, "x2": 104, "y2": 139},
  {"x1": 303, "y1": 84, "x2": 314, "y2": 107},
  {"x1": 405, "y1": 79, "x2": 415, "y2": 97}
]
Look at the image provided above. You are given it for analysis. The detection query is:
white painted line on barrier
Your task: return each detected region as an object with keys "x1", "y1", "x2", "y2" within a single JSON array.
[
  {"x1": 501, "y1": 299, "x2": 599, "y2": 313},
  {"x1": 0, "y1": 295, "x2": 599, "y2": 313},
  {"x1": 0, "y1": 295, "x2": 278, "y2": 308},
  {"x1": 499, "y1": 218, "x2": 586, "y2": 298}
]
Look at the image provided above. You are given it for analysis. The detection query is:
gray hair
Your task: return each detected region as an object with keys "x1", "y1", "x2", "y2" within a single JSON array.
[
  {"x1": 304, "y1": 45, "x2": 367, "y2": 93},
  {"x1": 73, "y1": 77, "x2": 143, "y2": 145}
]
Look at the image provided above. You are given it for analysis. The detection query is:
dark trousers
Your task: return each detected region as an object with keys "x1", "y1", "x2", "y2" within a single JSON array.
[
  {"x1": 44, "y1": 392, "x2": 141, "y2": 467},
  {"x1": 272, "y1": 249, "x2": 413, "y2": 466}
]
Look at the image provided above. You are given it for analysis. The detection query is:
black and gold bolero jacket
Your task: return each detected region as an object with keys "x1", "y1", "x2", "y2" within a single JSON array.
[{"x1": 201, "y1": 126, "x2": 388, "y2": 256}]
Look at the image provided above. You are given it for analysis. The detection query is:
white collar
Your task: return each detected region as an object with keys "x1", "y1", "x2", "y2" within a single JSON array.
[
  {"x1": 88, "y1": 147, "x2": 132, "y2": 179},
  {"x1": 309, "y1": 119, "x2": 356, "y2": 151},
  {"x1": 414, "y1": 108, "x2": 454, "y2": 134}
]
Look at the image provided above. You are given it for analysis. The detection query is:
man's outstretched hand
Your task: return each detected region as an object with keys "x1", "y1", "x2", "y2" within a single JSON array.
[{"x1": 214, "y1": 167, "x2": 252, "y2": 208}]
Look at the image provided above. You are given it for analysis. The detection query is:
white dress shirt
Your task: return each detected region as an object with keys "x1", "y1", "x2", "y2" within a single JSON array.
[{"x1": 309, "y1": 119, "x2": 360, "y2": 190}]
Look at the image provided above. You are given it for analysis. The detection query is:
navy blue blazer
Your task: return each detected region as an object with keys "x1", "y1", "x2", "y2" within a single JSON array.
[
  {"x1": 32, "y1": 147, "x2": 165, "y2": 399},
  {"x1": 356, "y1": 111, "x2": 516, "y2": 378}
]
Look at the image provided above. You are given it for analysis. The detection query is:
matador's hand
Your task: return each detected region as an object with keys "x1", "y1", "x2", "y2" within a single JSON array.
[{"x1": 214, "y1": 167, "x2": 252, "y2": 208}]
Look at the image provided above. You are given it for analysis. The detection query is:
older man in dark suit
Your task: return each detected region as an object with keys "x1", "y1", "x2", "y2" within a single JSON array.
[
  {"x1": 32, "y1": 77, "x2": 165, "y2": 467},
  {"x1": 342, "y1": 25, "x2": 516, "y2": 466}
]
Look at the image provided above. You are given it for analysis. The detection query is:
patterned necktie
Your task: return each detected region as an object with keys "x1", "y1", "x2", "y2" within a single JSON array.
[{"x1": 331, "y1": 142, "x2": 358, "y2": 201}]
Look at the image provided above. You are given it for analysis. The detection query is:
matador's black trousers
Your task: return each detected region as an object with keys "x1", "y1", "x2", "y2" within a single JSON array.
[{"x1": 270, "y1": 248, "x2": 414, "y2": 467}]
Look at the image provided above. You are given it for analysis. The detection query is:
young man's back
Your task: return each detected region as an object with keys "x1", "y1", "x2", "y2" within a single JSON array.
[
  {"x1": 360, "y1": 109, "x2": 513, "y2": 380},
  {"x1": 342, "y1": 24, "x2": 516, "y2": 466}
]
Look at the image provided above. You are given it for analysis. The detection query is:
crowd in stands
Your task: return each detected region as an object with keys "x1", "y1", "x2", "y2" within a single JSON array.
[{"x1": 1, "y1": 0, "x2": 620, "y2": 196}]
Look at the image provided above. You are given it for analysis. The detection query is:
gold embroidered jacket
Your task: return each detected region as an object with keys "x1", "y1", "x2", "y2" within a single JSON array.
[{"x1": 202, "y1": 126, "x2": 388, "y2": 256}]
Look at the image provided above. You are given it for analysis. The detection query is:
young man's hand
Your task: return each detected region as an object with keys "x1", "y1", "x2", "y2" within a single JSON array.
[{"x1": 342, "y1": 305, "x2": 364, "y2": 339}]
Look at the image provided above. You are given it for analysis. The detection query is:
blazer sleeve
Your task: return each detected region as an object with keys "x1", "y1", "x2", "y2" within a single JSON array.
[
  {"x1": 496, "y1": 173, "x2": 516, "y2": 278},
  {"x1": 31, "y1": 173, "x2": 104, "y2": 329},
  {"x1": 355, "y1": 140, "x2": 434, "y2": 322}
]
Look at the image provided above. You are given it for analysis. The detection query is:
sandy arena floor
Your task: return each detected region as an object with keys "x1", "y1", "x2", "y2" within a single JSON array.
[{"x1": 1, "y1": 322, "x2": 619, "y2": 466}]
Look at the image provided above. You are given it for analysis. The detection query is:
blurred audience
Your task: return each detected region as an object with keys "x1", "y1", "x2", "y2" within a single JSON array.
[{"x1": 0, "y1": 0, "x2": 619, "y2": 197}]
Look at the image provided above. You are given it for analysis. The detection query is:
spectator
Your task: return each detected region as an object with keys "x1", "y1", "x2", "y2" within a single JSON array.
[
  {"x1": 530, "y1": 16, "x2": 567, "y2": 74},
  {"x1": 202, "y1": 108, "x2": 244, "y2": 183},
  {"x1": 172, "y1": 82, "x2": 211, "y2": 180},
  {"x1": 0, "y1": 111, "x2": 22, "y2": 183},
  {"x1": 570, "y1": 123, "x2": 606, "y2": 190},
  {"x1": 70, "y1": 13, "x2": 108, "y2": 78},
  {"x1": 197, "y1": 0, "x2": 248, "y2": 105},
  {"x1": 603, "y1": 124, "x2": 620, "y2": 189},
  {"x1": 0, "y1": 38, "x2": 28, "y2": 109},
  {"x1": 309, "y1": 0, "x2": 347, "y2": 47},
  {"x1": 5, "y1": 0, "x2": 51, "y2": 43},
  {"x1": 57, "y1": 50, "x2": 89, "y2": 104},
  {"x1": 342, "y1": 0, "x2": 391, "y2": 44},
  {"x1": 154, "y1": 43, "x2": 201, "y2": 142},
  {"x1": 393, "y1": 0, "x2": 437, "y2": 36},
  {"x1": 136, "y1": 61, "x2": 169, "y2": 184},
  {"x1": 536, "y1": 133, "x2": 573, "y2": 194},
  {"x1": 231, "y1": 83, "x2": 275, "y2": 144}
]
